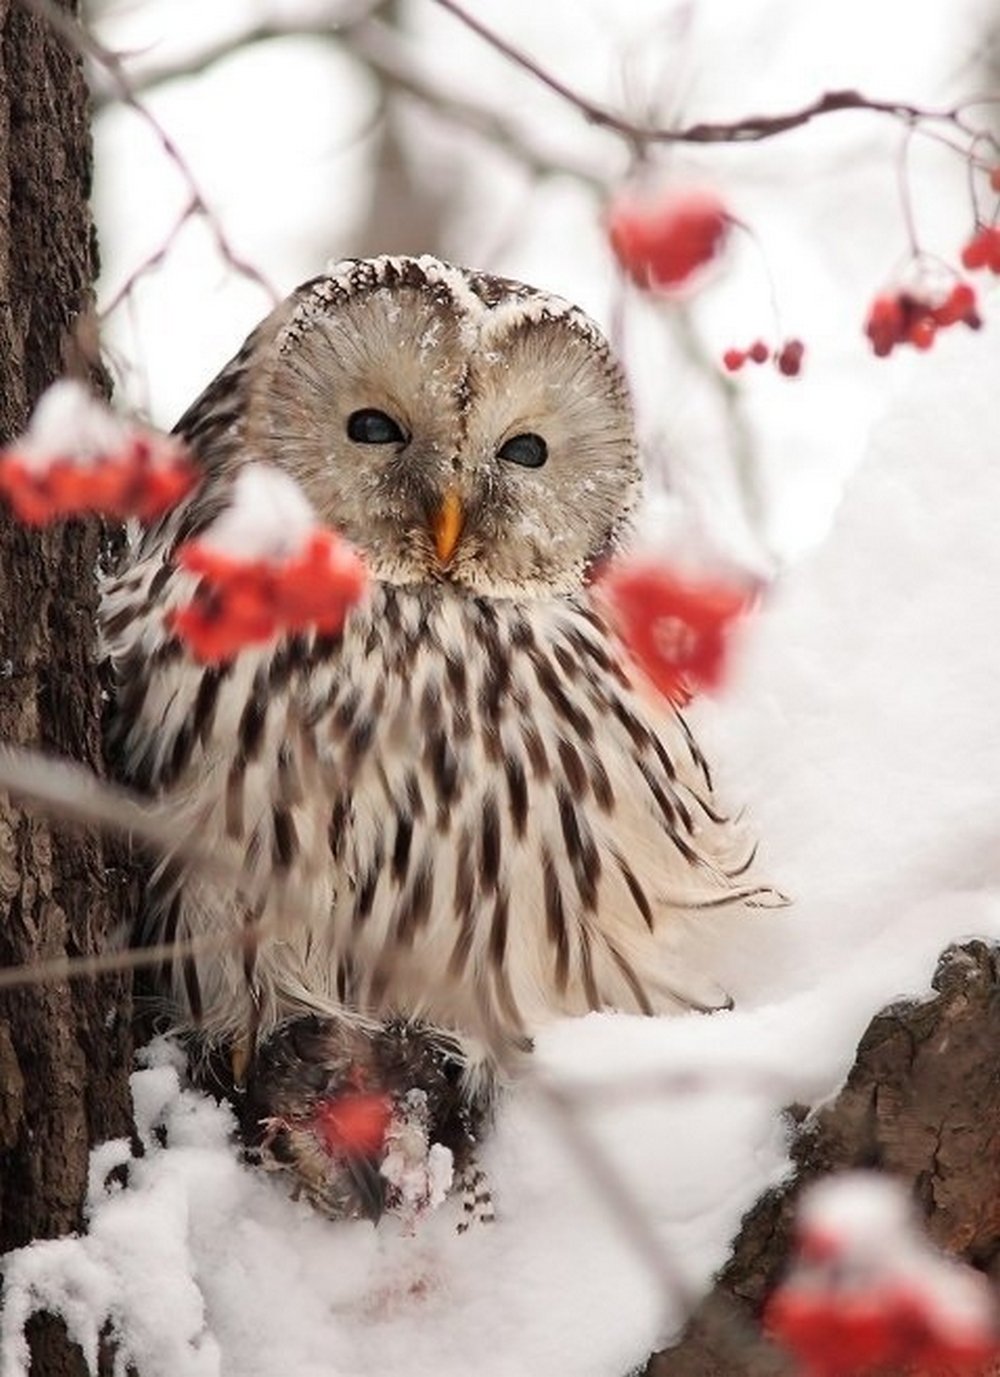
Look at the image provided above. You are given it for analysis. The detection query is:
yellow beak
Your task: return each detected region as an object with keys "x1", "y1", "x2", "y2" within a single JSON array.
[{"x1": 432, "y1": 489, "x2": 464, "y2": 565}]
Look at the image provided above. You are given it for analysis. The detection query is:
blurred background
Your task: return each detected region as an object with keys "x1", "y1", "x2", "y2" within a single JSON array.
[{"x1": 84, "y1": 0, "x2": 998, "y2": 563}]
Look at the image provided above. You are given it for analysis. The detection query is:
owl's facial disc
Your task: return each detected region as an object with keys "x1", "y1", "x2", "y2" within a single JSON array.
[{"x1": 255, "y1": 258, "x2": 641, "y2": 597}]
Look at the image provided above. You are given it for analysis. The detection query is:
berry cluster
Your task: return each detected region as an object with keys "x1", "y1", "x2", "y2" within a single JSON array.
[
  {"x1": 597, "y1": 560, "x2": 750, "y2": 705},
  {"x1": 0, "y1": 381, "x2": 195, "y2": 525},
  {"x1": 723, "y1": 338, "x2": 805, "y2": 377},
  {"x1": 864, "y1": 283, "x2": 980, "y2": 357},
  {"x1": 170, "y1": 527, "x2": 367, "y2": 663},
  {"x1": 767, "y1": 1175, "x2": 1000, "y2": 1377},
  {"x1": 608, "y1": 189, "x2": 730, "y2": 291},
  {"x1": 961, "y1": 225, "x2": 1000, "y2": 273}
]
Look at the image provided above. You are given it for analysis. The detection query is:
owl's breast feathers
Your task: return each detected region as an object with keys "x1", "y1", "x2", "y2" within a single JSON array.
[{"x1": 101, "y1": 559, "x2": 774, "y2": 1051}]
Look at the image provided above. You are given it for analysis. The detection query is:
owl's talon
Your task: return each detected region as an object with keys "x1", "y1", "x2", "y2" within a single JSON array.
[{"x1": 229, "y1": 1014, "x2": 493, "y2": 1224}]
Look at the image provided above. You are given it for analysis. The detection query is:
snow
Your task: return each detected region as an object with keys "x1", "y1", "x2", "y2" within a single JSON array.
[
  {"x1": 5, "y1": 296, "x2": 1000, "y2": 1375},
  {"x1": 379, "y1": 1091, "x2": 455, "y2": 1216},
  {"x1": 193, "y1": 464, "x2": 318, "y2": 560},
  {"x1": 798, "y1": 1173, "x2": 921, "y2": 1257},
  {"x1": 7, "y1": 380, "x2": 129, "y2": 469}
]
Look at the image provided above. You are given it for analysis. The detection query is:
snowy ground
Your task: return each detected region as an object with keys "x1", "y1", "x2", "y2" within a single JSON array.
[{"x1": 4, "y1": 256, "x2": 1000, "y2": 1377}]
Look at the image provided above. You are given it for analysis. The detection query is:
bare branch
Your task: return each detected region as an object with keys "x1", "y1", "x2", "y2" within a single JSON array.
[
  {"x1": 89, "y1": 9, "x2": 608, "y2": 189},
  {"x1": 98, "y1": 194, "x2": 199, "y2": 321},
  {"x1": 16, "y1": 0, "x2": 280, "y2": 310},
  {"x1": 87, "y1": 5, "x2": 377, "y2": 111},
  {"x1": 347, "y1": 18, "x2": 607, "y2": 185},
  {"x1": 432, "y1": 0, "x2": 970, "y2": 149}
]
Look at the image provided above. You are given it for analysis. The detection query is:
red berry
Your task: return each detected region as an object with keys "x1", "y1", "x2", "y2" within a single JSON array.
[
  {"x1": 598, "y1": 562, "x2": 750, "y2": 704},
  {"x1": 962, "y1": 228, "x2": 991, "y2": 270},
  {"x1": 171, "y1": 529, "x2": 367, "y2": 663},
  {"x1": 776, "y1": 339, "x2": 805, "y2": 377},
  {"x1": 311, "y1": 1092, "x2": 393, "y2": 1158},
  {"x1": 865, "y1": 293, "x2": 904, "y2": 356},
  {"x1": 608, "y1": 189, "x2": 730, "y2": 291},
  {"x1": 748, "y1": 339, "x2": 769, "y2": 364},
  {"x1": 933, "y1": 281, "x2": 976, "y2": 326},
  {"x1": 908, "y1": 315, "x2": 936, "y2": 350},
  {"x1": 722, "y1": 348, "x2": 745, "y2": 372}
]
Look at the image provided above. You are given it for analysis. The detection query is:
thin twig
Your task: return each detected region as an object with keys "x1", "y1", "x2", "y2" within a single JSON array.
[
  {"x1": 0, "y1": 745, "x2": 234, "y2": 884},
  {"x1": 432, "y1": 0, "x2": 972, "y2": 149},
  {"x1": 90, "y1": 10, "x2": 607, "y2": 189},
  {"x1": 98, "y1": 194, "x2": 199, "y2": 321},
  {"x1": 528, "y1": 1069, "x2": 700, "y2": 1312},
  {"x1": 0, "y1": 928, "x2": 257, "y2": 992},
  {"x1": 17, "y1": 0, "x2": 280, "y2": 309},
  {"x1": 88, "y1": 0, "x2": 383, "y2": 108}
]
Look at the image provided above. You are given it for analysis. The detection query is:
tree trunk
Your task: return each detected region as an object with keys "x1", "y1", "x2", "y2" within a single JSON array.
[{"x1": 0, "y1": 3, "x2": 133, "y2": 1371}]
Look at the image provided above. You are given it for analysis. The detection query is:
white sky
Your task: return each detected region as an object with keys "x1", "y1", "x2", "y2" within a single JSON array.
[{"x1": 92, "y1": 0, "x2": 997, "y2": 558}]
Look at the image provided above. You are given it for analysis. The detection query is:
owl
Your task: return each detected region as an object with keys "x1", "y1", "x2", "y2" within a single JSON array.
[{"x1": 99, "y1": 256, "x2": 769, "y2": 1201}]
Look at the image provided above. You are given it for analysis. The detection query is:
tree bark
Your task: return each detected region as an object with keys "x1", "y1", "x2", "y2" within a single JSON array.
[
  {"x1": 0, "y1": 3, "x2": 133, "y2": 1371},
  {"x1": 647, "y1": 940, "x2": 1000, "y2": 1376}
]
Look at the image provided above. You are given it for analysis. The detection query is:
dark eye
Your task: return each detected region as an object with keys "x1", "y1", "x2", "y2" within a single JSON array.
[
  {"x1": 497, "y1": 432, "x2": 547, "y2": 469},
  {"x1": 346, "y1": 408, "x2": 406, "y2": 445}
]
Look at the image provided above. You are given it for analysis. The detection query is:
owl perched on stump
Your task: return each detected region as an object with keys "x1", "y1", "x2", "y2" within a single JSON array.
[{"x1": 100, "y1": 256, "x2": 771, "y2": 1215}]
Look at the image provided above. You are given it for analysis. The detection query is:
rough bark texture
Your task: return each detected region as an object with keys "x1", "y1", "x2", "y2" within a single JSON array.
[
  {"x1": 647, "y1": 940, "x2": 1000, "y2": 1376},
  {"x1": 0, "y1": 3, "x2": 133, "y2": 1372}
]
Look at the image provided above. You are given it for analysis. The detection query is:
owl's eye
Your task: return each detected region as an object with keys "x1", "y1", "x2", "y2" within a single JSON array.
[
  {"x1": 347, "y1": 408, "x2": 406, "y2": 445},
  {"x1": 497, "y1": 432, "x2": 548, "y2": 469}
]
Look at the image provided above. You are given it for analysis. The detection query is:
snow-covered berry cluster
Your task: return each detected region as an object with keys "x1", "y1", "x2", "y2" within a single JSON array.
[
  {"x1": 598, "y1": 560, "x2": 751, "y2": 705},
  {"x1": 169, "y1": 465, "x2": 367, "y2": 664},
  {"x1": 608, "y1": 189, "x2": 730, "y2": 291},
  {"x1": 766, "y1": 1173, "x2": 1000, "y2": 1377},
  {"x1": 0, "y1": 380, "x2": 195, "y2": 524}
]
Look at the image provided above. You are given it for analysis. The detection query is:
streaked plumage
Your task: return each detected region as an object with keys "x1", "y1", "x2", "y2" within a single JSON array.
[{"x1": 100, "y1": 255, "x2": 770, "y2": 1080}]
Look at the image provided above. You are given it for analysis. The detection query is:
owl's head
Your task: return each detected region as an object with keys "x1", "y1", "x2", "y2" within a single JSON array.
[{"x1": 182, "y1": 256, "x2": 640, "y2": 598}]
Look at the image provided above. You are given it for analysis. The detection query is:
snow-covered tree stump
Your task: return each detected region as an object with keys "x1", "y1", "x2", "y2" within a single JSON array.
[{"x1": 647, "y1": 939, "x2": 1000, "y2": 1375}]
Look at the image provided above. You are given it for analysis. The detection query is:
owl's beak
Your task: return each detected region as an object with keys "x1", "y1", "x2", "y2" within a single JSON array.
[{"x1": 432, "y1": 489, "x2": 464, "y2": 565}]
